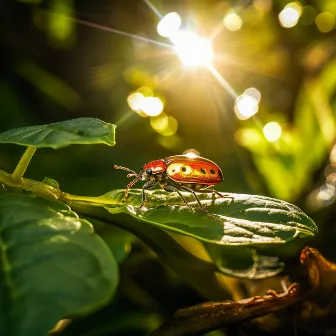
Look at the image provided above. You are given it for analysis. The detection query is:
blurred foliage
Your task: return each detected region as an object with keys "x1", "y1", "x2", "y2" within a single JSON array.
[{"x1": 1, "y1": 0, "x2": 336, "y2": 334}]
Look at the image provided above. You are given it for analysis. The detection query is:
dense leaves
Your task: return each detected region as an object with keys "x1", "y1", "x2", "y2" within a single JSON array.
[
  {"x1": 0, "y1": 194, "x2": 118, "y2": 336},
  {"x1": 0, "y1": 118, "x2": 116, "y2": 149},
  {"x1": 96, "y1": 189, "x2": 317, "y2": 246}
]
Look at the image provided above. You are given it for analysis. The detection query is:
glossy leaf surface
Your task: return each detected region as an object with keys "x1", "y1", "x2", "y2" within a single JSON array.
[
  {"x1": 0, "y1": 194, "x2": 118, "y2": 336},
  {"x1": 98, "y1": 189, "x2": 317, "y2": 246},
  {"x1": 0, "y1": 118, "x2": 116, "y2": 149}
]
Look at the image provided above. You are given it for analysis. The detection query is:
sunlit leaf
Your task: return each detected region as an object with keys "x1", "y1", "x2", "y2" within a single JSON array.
[
  {"x1": 0, "y1": 118, "x2": 116, "y2": 149},
  {"x1": 76, "y1": 189, "x2": 317, "y2": 246},
  {"x1": 0, "y1": 193, "x2": 118, "y2": 336}
]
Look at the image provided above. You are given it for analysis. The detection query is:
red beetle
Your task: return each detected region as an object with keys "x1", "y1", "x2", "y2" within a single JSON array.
[{"x1": 114, "y1": 155, "x2": 224, "y2": 212}]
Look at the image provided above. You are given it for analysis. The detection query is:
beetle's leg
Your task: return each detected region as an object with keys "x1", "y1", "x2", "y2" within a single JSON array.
[
  {"x1": 163, "y1": 184, "x2": 194, "y2": 211},
  {"x1": 123, "y1": 176, "x2": 140, "y2": 202},
  {"x1": 177, "y1": 185, "x2": 209, "y2": 214},
  {"x1": 194, "y1": 188, "x2": 225, "y2": 199},
  {"x1": 212, "y1": 190, "x2": 225, "y2": 198},
  {"x1": 140, "y1": 179, "x2": 159, "y2": 208}
]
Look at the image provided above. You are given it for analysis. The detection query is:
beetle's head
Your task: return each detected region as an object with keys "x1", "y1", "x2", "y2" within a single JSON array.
[{"x1": 139, "y1": 167, "x2": 153, "y2": 181}]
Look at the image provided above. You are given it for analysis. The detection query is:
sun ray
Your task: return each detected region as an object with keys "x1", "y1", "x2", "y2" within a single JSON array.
[
  {"x1": 73, "y1": 18, "x2": 173, "y2": 49},
  {"x1": 207, "y1": 64, "x2": 237, "y2": 99},
  {"x1": 142, "y1": 0, "x2": 163, "y2": 19}
]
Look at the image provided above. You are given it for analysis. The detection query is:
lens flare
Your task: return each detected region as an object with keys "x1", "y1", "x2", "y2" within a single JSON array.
[
  {"x1": 315, "y1": 12, "x2": 335, "y2": 33},
  {"x1": 160, "y1": 116, "x2": 178, "y2": 136},
  {"x1": 234, "y1": 94, "x2": 259, "y2": 120},
  {"x1": 244, "y1": 87, "x2": 261, "y2": 103},
  {"x1": 223, "y1": 12, "x2": 243, "y2": 31},
  {"x1": 157, "y1": 12, "x2": 181, "y2": 37},
  {"x1": 263, "y1": 122, "x2": 282, "y2": 142},
  {"x1": 150, "y1": 113, "x2": 169, "y2": 132},
  {"x1": 127, "y1": 92, "x2": 144, "y2": 111},
  {"x1": 140, "y1": 96, "x2": 164, "y2": 116},
  {"x1": 171, "y1": 30, "x2": 214, "y2": 67},
  {"x1": 278, "y1": 2, "x2": 302, "y2": 28}
]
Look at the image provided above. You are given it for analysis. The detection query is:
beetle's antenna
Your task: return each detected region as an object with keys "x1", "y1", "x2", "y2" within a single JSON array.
[{"x1": 114, "y1": 165, "x2": 138, "y2": 176}]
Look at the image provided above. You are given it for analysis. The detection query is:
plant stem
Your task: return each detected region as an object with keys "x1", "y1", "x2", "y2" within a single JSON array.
[
  {"x1": 63, "y1": 194, "x2": 119, "y2": 205},
  {"x1": 11, "y1": 146, "x2": 37, "y2": 181}
]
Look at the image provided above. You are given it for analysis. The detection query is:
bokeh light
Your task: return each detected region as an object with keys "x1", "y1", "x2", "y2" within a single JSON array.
[
  {"x1": 317, "y1": 184, "x2": 336, "y2": 207},
  {"x1": 150, "y1": 113, "x2": 169, "y2": 132},
  {"x1": 158, "y1": 134, "x2": 182, "y2": 149},
  {"x1": 278, "y1": 2, "x2": 302, "y2": 28},
  {"x1": 159, "y1": 116, "x2": 178, "y2": 136},
  {"x1": 157, "y1": 12, "x2": 181, "y2": 38},
  {"x1": 223, "y1": 12, "x2": 243, "y2": 31},
  {"x1": 150, "y1": 113, "x2": 178, "y2": 136},
  {"x1": 235, "y1": 128, "x2": 263, "y2": 148},
  {"x1": 127, "y1": 92, "x2": 144, "y2": 112},
  {"x1": 244, "y1": 87, "x2": 261, "y2": 103},
  {"x1": 315, "y1": 12, "x2": 335, "y2": 33},
  {"x1": 263, "y1": 122, "x2": 282, "y2": 142},
  {"x1": 171, "y1": 31, "x2": 213, "y2": 67},
  {"x1": 234, "y1": 94, "x2": 259, "y2": 120},
  {"x1": 140, "y1": 96, "x2": 164, "y2": 116},
  {"x1": 127, "y1": 90, "x2": 164, "y2": 117}
]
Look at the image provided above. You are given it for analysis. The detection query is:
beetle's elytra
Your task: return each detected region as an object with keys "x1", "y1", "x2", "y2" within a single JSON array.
[{"x1": 114, "y1": 155, "x2": 224, "y2": 213}]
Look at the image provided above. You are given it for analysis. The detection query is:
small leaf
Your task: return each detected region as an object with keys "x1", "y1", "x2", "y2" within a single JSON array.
[
  {"x1": 0, "y1": 193, "x2": 118, "y2": 336},
  {"x1": 99, "y1": 189, "x2": 317, "y2": 246},
  {"x1": 42, "y1": 177, "x2": 60, "y2": 190},
  {"x1": 0, "y1": 118, "x2": 116, "y2": 149}
]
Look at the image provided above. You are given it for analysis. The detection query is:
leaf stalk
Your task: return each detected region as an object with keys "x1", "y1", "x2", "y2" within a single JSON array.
[{"x1": 11, "y1": 146, "x2": 37, "y2": 182}]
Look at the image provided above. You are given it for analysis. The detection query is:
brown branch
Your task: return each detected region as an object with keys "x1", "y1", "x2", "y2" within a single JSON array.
[{"x1": 150, "y1": 283, "x2": 304, "y2": 336}]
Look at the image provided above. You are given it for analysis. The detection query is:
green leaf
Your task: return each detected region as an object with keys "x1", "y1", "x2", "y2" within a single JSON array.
[
  {"x1": 0, "y1": 118, "x2": 116, "y2": 149},
  {"x1": 0, "y1": 193, "x2": 118, "y2": 336},
  {"x1": 42, "y1": 176, "x2": 60, "y2": 190},
  {"x1": 98, "y1": 189, "x2": 317, "y2": 246}
]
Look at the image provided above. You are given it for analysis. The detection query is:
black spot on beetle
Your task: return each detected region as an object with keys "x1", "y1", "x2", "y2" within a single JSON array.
[
  {"x1": 181, "y1": 167, "x2": 187, "y2": 172},
  {"x1": 201, "y1": 168, "x2": 206, "y2": 174},
  {"x1": 172, "y1": 169, "x2": 176, "y2": 173},
  {"x1": 210, "y1": 169, "x2": 216, "y2": 174}
]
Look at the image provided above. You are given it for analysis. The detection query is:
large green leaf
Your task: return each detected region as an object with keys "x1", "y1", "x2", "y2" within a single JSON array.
[
  {"x1": 0, "y1": 118, "x2": 116, "y2": 149},
  {"x1": 0, "y1": 193, "x2": 118, "y2": 336},
  {"x1": 94, "y1": 189, "x2": 317, "y2": 246}
]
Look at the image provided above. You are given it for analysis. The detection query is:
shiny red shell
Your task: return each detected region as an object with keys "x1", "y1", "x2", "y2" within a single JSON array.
[
  {"x1": 142, "y1": 155, "x2": 223, "y2": 186},
  {"x1": 142, "y1": 159, "x2": 166, "y2": 174}
]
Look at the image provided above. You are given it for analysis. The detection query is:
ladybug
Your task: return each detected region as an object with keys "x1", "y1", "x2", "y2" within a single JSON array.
[{"x1": 114, "y1": 155, "x2": 224, "y2": 212}]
